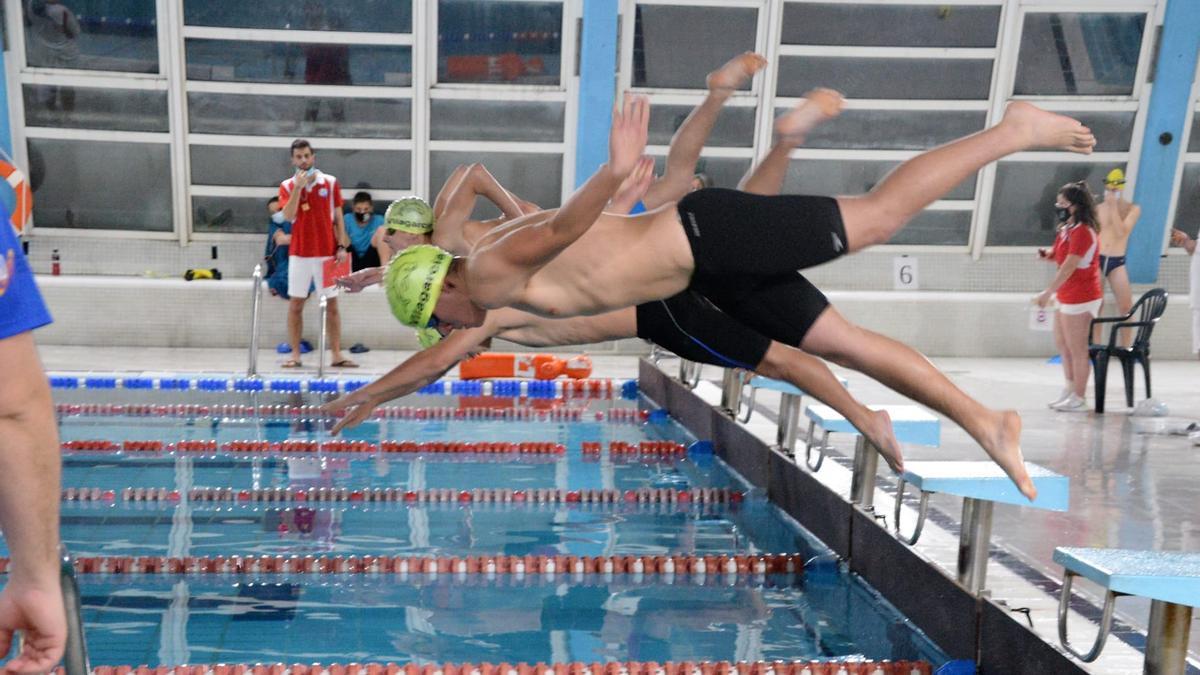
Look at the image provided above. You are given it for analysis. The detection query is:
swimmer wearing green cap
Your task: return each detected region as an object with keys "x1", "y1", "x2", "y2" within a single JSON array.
[
  {"x1": 1096, "y1": 167, "x2": 1141, "y2": 348},
  {"x1": 386, "y1": 92, "x2": 1100, "y2": 501}
]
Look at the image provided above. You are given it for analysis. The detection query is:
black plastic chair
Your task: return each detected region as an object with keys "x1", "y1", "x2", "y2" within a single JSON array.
[{"x1": 1088, "y1": 288, "x2": 1168, "y2": 413}]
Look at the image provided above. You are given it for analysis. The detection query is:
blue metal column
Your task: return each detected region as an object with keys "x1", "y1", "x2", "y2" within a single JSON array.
[
  {"x1": 1127, "y1": 0, "x2": 1200, "y2": 283},
  {"x1": 574, "y1": 0, "x2": 619, "y2": 187},
  {"x1": 0, "y1": 48, "x2": 14, "y2": 157}
]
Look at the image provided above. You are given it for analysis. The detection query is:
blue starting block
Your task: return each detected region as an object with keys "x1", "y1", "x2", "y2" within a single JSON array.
[
  {"x1": 894, "y1": 460, "x2": 1068, "y2": 595},
  {"x1": 1054, "y1": 547, "x2": 1199, "y2": 671},
  {"x1": 804, "y1": 404, "x2": 939, "y2": 511},
  {"x1": 734, "y1": 375, "x2": 850, "y2": 456}
]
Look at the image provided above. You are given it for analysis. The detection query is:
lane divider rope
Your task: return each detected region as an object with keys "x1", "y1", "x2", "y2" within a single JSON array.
[
  {"x1": 62, "y1": 486, "x2": 744, "y2": 505},
  {"x1": 62, "y1": 440, "x2": 686, "y2": 456},
  {"x1": 56, "y1": 404, "x2": 650, "y2": 424},
  {"x1": 67, "y1": 660, "x2": 932, "y2": 675}
]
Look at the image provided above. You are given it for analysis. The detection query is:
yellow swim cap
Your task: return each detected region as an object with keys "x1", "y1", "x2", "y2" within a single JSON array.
[
  {"x1": 385, "y1": 244, "x2": 452, "y2": 329},
  {"x1": 385, "y1": 197, "x2": 435, "y2": 235},
  {"x1": 1105, "y1": 168, "x2": 1126, "y2": 187},
  {"x1": 416, "y1": 327, "x2": 444, "y2": 349}
]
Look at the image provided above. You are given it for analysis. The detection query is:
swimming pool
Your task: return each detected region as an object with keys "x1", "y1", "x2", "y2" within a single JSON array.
[{"x1": 5, "y1": 379, "x2": 949, "y2": 668}]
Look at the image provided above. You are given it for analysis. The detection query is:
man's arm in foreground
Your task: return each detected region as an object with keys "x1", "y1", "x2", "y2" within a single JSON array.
[{"x1": 0, "y1": 332, "x2": 67, "y2": 671}]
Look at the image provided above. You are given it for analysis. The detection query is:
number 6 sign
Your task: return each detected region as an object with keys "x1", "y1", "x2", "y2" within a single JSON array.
[{"x1": 893, "y1": 256, "x2": 919, "y2": 290}]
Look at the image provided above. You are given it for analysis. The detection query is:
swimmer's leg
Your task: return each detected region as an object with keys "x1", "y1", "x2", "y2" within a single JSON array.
[
  {"x1": 740, "y1": 89, "x2": 844, "y2": 195},
  {"x1": 837, "y1": 102, "x2": 1095, "y2": 251},
  {"x1": 800, "y1": 305, "x2": 1036, "y2": 500},
  {"x1": 756, "y1": 341, "x2": 903, "y2": 473},
  {"x1": 1108, "y1": 264, "x2": 1134, "y2": 347},
  {"x1": 643, "y1": 52, "x2": 767, "y2": 207}
]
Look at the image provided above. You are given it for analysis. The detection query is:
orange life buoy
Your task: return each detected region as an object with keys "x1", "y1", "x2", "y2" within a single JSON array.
[{"x1": 0, "y1": 160, "x2": 33, "y2": 234}]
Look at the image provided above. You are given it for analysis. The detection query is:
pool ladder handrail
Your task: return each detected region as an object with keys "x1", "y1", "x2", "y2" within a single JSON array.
[
  {"x1": 60, "y1": 545, "x2": 91, "y2": 675},
  {"x1": 317, "y1": 293, "x2": 329, "y2": 378},
  {"x1": 247, "y1": 263, "x2": 264, "y2": 378}
]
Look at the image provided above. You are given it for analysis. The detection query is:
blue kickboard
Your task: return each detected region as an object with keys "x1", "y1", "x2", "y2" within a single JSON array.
[
  {"x1": 901, "y1": 460, "x2": 1069, "y2": 511},
  {"x1": 1053, "y1": 547, "x2": 1200, "y2": 607},
  {"x1": 805, "y1": 404, "x2": 940, "y2": 447},
  {"x1": 749, "y1": 375, "x2": 848, "y2": 397}
]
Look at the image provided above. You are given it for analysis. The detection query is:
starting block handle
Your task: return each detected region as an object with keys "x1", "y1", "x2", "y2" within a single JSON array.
[
  {"x1": 737, "y1": 376, "x2": 756, "y2": 423},
  {"x1": 1058, "y1": 570, "x2": 1122, "y2": 662},
  {"x1": 893, "y1": 479, "x2": 930, "y2": 546},
  {"x1": 805, "y1": 425, "x2": 827, "y2": 471}
]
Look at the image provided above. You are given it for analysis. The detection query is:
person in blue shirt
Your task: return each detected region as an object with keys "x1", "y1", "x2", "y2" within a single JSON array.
[
  {"x1": 346, "y1": 191, "x2": 389, "y2": 272},
  {"x1": 0, "y1": 214, "x2": 67, "y2": 669}
]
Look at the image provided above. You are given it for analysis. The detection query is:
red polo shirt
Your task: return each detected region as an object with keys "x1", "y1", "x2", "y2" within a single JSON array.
[{"x1": 279, "y1": 171, "x2": 343, "y2": 258}]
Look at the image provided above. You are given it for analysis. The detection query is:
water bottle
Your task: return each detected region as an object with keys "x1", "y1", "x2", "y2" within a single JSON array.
[{"x1": 51, "y1": 249, "x2": 61, "y2": 276}]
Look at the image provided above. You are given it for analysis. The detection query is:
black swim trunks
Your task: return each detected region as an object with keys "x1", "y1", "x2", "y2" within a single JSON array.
[
  {"x1": 636, "y1": 291, "x2": 771, "y2": 370},
  {"x1": 677, "y1": 188, "x2": 850, "y2": 276},
  {"x1": 693, "y1": 272, "x2": 831, "y2": 348}
]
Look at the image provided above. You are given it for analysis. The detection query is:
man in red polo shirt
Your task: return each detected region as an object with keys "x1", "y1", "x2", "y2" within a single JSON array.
[{"x1": 279, "y1": 139, "x2": 356, "y2": 368}]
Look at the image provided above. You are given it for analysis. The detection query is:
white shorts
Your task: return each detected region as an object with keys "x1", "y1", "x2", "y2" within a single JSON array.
[
  {"x1": 288, "y1": 255, "x2": 338, "y2": 299},
  {"x1": 1058, "y1": 299, "x2": 1101, "y2": 316}
]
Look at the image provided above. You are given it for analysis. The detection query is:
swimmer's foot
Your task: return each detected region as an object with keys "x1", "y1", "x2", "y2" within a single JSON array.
[
  {"x1": 861, "y1": 408, "x2": 904, "y2": 474},
  {"x1": 979, "y1": 410, "x2": 1038, "y2": 501},
  {"x1": 706, "y1": 52, "x2": 768, "y2": 98},
  {"x1": 1000, "y1": 101, "x2": 1095, "y2": 155},
  {"x1": 775, "y1": 88, "x2": 844, "y2": 146}
]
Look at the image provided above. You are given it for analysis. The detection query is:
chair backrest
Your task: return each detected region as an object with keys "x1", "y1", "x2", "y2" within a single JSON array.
[{"x1": 1130, "y1": 288, "x2": 1168, "y2": 350}]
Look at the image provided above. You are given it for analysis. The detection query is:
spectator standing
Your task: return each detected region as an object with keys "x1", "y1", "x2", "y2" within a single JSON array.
[
  {"x1": 0, "y1": 216, "x2": 67, "y2": 669},
  {"x1": 1036, "y1": 181, "x2": 1103, "y2": 412},
  {"x1": 347, "y1": 191, "x2": 390, "y2": 272},
  {"x1": 1170, "y1": 226, "x2": 1200, "y2": 359},
  {"x1": 278, "y1": 139, "x2": 356, "y2": 368}
]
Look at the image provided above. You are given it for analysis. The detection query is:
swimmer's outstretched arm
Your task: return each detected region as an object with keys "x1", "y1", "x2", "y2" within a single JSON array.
[
  {"x1": 470, "y1": 95, "x2": 648, "y2": 279},
  {"x1": 322, "y1": 321, "x2": 504, "y2": 433}
]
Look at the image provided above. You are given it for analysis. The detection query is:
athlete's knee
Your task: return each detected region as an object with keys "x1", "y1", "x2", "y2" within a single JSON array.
[{"x1": 753, "y1": 342, "x2": 788, "y2": 380}]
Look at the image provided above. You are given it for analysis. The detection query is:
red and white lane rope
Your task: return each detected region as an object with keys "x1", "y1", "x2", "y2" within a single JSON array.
[
  {"x1": 57, "y1": 403, "x2": 650, "y2": 423},
  {"x1": 6, "y1": 553, "x2": 799, "y2": 576},
  {"x1": 69, "y1": 660, "x2": 932, "y2": 675},
  {"x1": 62, "y1": 486, "x2": 744, "y2": 505},
  {"x1": 62, "y1": 439, "x2": 686, "y2": 456}
]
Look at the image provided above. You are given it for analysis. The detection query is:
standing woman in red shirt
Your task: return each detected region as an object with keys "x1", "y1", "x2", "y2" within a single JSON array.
[{"x1": 1036, "y1": 181, "x2": 1102, "y2": 412}]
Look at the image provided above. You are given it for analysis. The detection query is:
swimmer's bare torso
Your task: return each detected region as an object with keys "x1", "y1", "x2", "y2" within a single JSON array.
[
  {"x1": 1097, "y1": 196, "x2": 1140, "y2": 256},
  {"x1": 467, "y1": 203, "x2": 694, "y2": 318}
]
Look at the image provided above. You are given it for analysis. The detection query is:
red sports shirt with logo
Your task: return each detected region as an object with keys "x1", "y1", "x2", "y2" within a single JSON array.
[
  {"x1": 1051, "y1": 222, "x2": 1102, "y2": 305},
  {"x1": 278, "y1": 171, "x2": 343, "y2": 258}
]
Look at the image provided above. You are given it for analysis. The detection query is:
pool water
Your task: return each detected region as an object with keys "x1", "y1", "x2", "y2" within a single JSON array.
[{"x1": 2, "y1": 387, "x2": 949, "y2": 666}]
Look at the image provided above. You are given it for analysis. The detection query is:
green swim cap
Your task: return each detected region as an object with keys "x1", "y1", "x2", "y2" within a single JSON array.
[
  {"x1": 416, "y1": 327, "x2": 444, "y2": 349},
  {"x1": 385, "y1": 244, "x2": 452, "y2": 329},
  {"x1": 385, "y1": 197, "x2": 435, "y2": 235}
]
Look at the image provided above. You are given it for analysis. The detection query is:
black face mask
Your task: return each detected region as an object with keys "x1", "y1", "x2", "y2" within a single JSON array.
[
  {"x1": 1055, "y1": 207, "x2": 1071, "y2": 223},
  {"x1": 355, "y1": 212, "x2": 370, "y2": 223}
]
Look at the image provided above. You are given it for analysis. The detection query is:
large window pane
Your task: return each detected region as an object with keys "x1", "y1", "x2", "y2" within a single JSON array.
[
  {"x1": 27, "y1": 139, "x2": 171, "y2": 231},
  {"x1": 1173, "y1": 163, "x2": 1200, "y2": 237},
  {"x1": 649, "y1": 105, "x2": 755, "y2": 148},
  {"x1": 438, "y1": 1, "x2": 562, "y2": 85},
  {"x1": 188, "y1": 93, "x2": 410, "y2": 138},
  {"x1": 430, "y1": 152, "x2": 561, "y2": 217},
  {"x1": 190, "y1": 146, "x2": 410, "y2": 190},
  {"x1": 784, "y1": 159, "x2": 976, "y2": 200},
  {"x1": 23, "y1": 85, "x2": 167, "y2": 132},
  {"x1": 192, "y1": 195, "x2": 276, "y2": 235},
  {"x1": 1014, "y1": 13, "x2": 1146, "y2": 96},
  {"x1": 430, "y1": 100, "x2": 564, "y2": 142},
  {"x1": 1188, "y1": 115, "x2": 1200, "y2": 152},
  {"x1": 777, "y1": 57, "x2": 992, "y2": 100},
  {"x1": 988, "y1": 162, "x2": 1118, "y2": 246},
  {"x1": 24, "y1": 0, "x2": 157, "y2": 73},
  {"x1": 633, "y1": 6, "x2": 757, "y2": 89},
  {"x1": 782, "y1": 3, "x2": 999, "y2": 48},
  {"x1": 183, "y1": 1, "x2": 411, "y2": 33},
  {"x1": 185, "y1": 39, "x2": 412, "y2": 86},
  {"x1": 889, "y1": 211, "x2": 970, "y2": 246},
  {"x1": 650, "y1": 156, "x2": 751, "y2": 192},
  {"x1": 785, "y1": 108, "x2": 987, "y2": 151}
]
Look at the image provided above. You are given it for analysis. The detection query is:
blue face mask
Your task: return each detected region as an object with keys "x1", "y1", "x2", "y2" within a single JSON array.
[{"x1": 271, "y1": 210, "x2": 286, "y2": 225}]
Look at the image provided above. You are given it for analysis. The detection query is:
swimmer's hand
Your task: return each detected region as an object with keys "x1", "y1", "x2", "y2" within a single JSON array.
[
  {"x1": 608, "y1": 156, "x2": 655, "y2": 215},
  {"x1": 337, "y1": 266, "x2": 384, "y2": 293},
  {"x1": 322, "y1": 390, "x2": 377, "y2": 435},
  {"x1": 609, "y1": 93, "x2": 650, "y2": 178}
]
